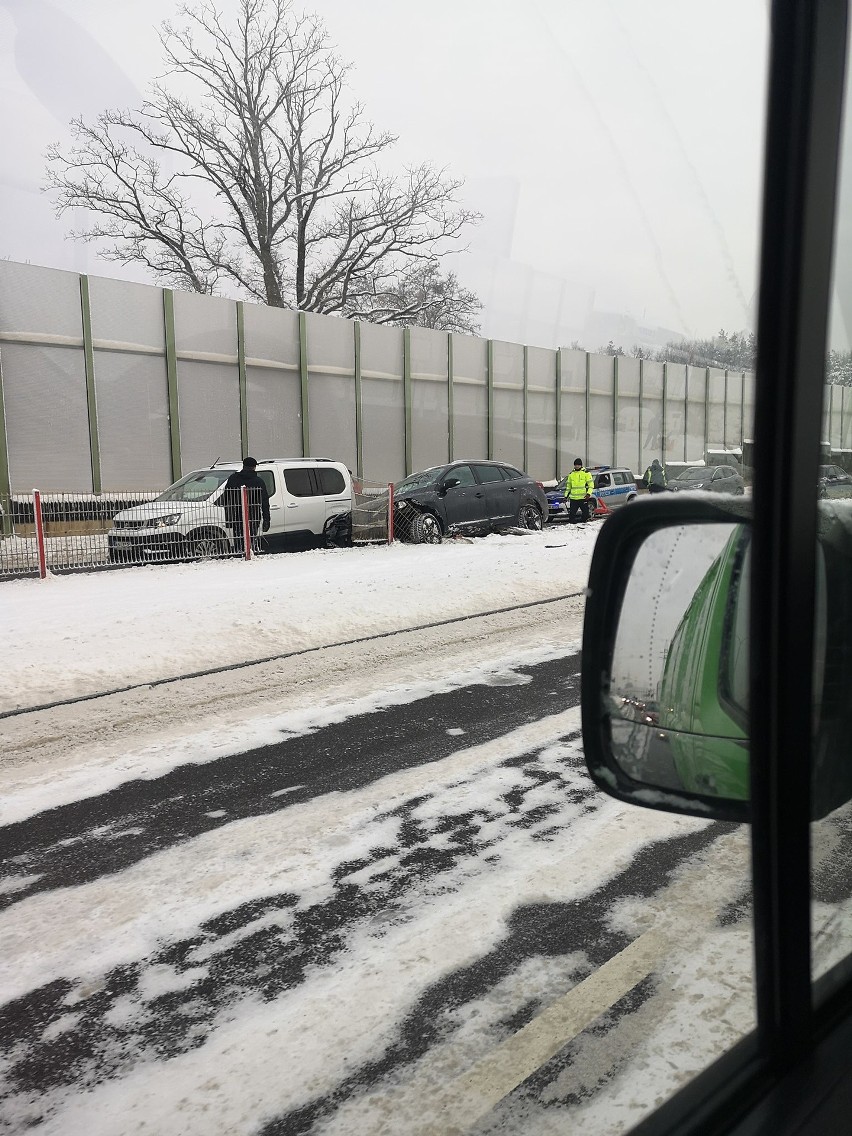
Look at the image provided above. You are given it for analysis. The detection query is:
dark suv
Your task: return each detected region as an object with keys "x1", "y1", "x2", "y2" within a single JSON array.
[{"x1": 393, "y1": 460, "x2": 548, "y2": 543}]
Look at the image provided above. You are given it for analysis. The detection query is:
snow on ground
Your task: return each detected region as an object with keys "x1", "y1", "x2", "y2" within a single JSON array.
[
  {"x1": 0, "y1": 518, "x2": 763, "y2": 1135},
  {"x1": 0, "y1": 710, "x2": 755, "y2": 1136},
  {"x1": 1, "y1": 526, "x2": 599, "y2": 714}
]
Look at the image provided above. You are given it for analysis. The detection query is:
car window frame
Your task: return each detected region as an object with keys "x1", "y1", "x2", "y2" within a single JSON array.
[
  {"x1": 622, "y1": 1, "x2": 852, "y2": 1133},
  {"x1": 257, "y1": 470, "x2": 276, "y2": 498},
  {"x1": 443, "y1": 463, "x2": 476, "y2": 489},
  {"x1": 316, "y1": 467, "x2": 346, "y2": 495},
  {"x1": 282, "y1": 466, "x2": 319, "y2": 498},
  {"x1": 471, "y1": 462, "x2": 506, "y2": 484}
]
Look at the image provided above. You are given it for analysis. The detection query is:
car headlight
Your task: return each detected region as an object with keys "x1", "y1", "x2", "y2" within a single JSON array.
[{"x1": 146, "y1": 514, "x2": 182, "y2": 528}]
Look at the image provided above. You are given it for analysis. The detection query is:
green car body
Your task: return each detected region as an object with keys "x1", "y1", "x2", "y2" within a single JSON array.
[{"x1": 657, "y1": 528, "x2": 750, "y2": 801}]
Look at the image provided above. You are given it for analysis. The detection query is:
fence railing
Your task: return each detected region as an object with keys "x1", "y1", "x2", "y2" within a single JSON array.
[{"x1": 1, "y1": 485, "x2": 396, "y2": 580}]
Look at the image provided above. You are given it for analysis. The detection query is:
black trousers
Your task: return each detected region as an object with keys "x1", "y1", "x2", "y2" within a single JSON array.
[
  {"x1": 231, "y1": 518, "x2": 261, "y2": 554},
  {"x1": 568, "y1": 498, "x2": 591, "y2": 523}
]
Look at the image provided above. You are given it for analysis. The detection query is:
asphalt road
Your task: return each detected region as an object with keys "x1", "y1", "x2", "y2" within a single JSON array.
[
  {"x1": 0, "y1": 652, "x2": 746, "y2": 1136},
  {"x1": 0, "y1": 655, "x2": 583, "y2": 906}
]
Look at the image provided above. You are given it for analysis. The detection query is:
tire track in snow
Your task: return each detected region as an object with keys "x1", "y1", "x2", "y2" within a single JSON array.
[
  {"x1": 0, "y1": 732, "x2": 594, "y2": 1122},
  {"x1": 0, "y1": 655, "x2": 580, "y2": 908}
]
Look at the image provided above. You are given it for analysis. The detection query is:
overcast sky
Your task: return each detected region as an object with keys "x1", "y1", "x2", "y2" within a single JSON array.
[{"x1": 0, "y1": 0, "x2": 770, "y2": 349}]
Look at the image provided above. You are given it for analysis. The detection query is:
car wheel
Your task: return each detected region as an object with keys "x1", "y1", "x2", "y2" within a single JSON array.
[
  {"x1": 186, "y1": 528, "x2": 228, "y2": 559},
  {"x1": 626, "y1": 493, "x2": 637, "y2": 503},
  {"x1": 518, "y1": 503, "x2": 543, "y2": 531},
  {"x1": 411, "y1": 512, "x2": 442, "y2": 544}
]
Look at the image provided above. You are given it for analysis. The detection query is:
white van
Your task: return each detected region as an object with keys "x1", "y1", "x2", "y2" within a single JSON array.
[{"x1": 107, "y1": 459, "x2": 354, "y2": 562}]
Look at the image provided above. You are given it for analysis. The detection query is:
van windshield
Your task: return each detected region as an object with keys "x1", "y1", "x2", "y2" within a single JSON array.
[{"x1": 157, "y1": 470, "x2": 232, "y2": 501}]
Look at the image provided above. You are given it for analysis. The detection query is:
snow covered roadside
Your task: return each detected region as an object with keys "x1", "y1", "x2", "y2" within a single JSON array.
[
  {"x1": 1, "y1": 526, "x2": 599, "y2": 714},
  {"x1": 0, "y1": 526, "x2": 595, "y2": 817}
]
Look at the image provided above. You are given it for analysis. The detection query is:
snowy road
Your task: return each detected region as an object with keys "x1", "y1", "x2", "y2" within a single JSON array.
[
  {"x1": 0, "y1": 652, "x2": 755, "y2": 1136},
  {"x1": 0, "y1": 530, "x2": 759, "y2": 1134}
]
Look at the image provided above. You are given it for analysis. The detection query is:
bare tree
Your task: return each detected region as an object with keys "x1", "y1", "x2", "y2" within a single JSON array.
[
  {"x1": 45, "y1": 0, "x2": 480, "y2": 324},
  {"x1": 350, "y1": 261, "x2": 481, "y2": 334}
]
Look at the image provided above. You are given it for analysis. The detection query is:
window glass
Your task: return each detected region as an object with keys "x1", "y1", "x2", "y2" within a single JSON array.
[
  {"x1": 396, "y1": 467, "x2": 442, "y2": 492},
  {"x1": 473, "y1": 463, "x2": 504, "y2": 483},
  {"x1": 595, "y1": 473, "x2": 612, "y2": 488},
  {"x1": 318, "y1": 468, "x2": 346, "y2": 494},
  {"x1": 159, "y1": 470, "x2": 230, "y2": 501},
  {"x1": 812, "y1": 13, "x2": 852, "y2": 998},
  {"x1": 283, "y1": 468, "x2": 316, "y2": 497},
  {"x1": 1, "y1": 2, "x2": 768, "y2": 1134},
  {"x1": 444, "y1": 464, "x2": 476, "y2": 487},
  {"x1": 258, "y1": 470, "x2": 276, "y2": 498}
]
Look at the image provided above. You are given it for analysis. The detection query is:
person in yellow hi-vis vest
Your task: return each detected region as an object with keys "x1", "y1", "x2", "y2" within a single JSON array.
[{"x1": 565, "y1": 458, "x2": 595, "y2": 523}]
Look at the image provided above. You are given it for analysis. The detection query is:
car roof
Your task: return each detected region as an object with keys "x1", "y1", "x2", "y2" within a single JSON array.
[
  {"x1": 205, "y1": 458, "x2": 346, "y2": 469},
  {"x1": 451, "y1": 458, "x2": 519, "y2": 466}
]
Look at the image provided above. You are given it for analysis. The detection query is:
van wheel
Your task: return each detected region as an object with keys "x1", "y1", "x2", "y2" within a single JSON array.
[
  {"x1": 186, "y1": 528, "x2": 228, "y2": 559},
  {"x1": 519, "y1": 503, "x2": 543, "y2": 530},
  {"x1": 411, "y1": 513, "x2": 442, "y2": 544}
]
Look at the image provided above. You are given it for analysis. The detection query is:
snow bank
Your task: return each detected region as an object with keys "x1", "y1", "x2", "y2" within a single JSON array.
[{"x1": 1, "y1": 527, "x2": 599, "y2": 713}]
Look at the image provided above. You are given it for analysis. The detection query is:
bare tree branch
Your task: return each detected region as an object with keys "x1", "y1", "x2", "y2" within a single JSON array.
[{"x1": 44, "y1": 0, "x2": 481, "y2": 327}]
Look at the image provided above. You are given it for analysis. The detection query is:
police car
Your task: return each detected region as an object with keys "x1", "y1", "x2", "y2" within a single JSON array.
[{"x1": 545, "y1": 466, "x2": 638, "y2": 521}]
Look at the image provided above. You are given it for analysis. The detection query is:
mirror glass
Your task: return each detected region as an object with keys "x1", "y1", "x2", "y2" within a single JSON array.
[{"x1": 607, "y1": 522, "x2": 751, "y2": 801}]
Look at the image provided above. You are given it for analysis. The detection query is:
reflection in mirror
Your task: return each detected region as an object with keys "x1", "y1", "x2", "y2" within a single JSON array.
[{"x1": 607, "y1": 523, "x2": 751, "y2": 801}]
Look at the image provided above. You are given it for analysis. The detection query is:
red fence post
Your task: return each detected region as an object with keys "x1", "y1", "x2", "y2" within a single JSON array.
[
  {"x1": 387, "y1": 483, "x2": 394, "y2": 545},
  {"x1": 33, "y1": 489, "x2": 48, "y2": 579},
  {"x1": 240, "y1": 485, "x2": 252, "y2": 561}
]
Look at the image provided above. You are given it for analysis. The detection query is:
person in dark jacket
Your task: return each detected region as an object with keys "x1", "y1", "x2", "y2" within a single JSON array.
[
  {"x1": 220, "y1": 458, "x2": 270, "y2": 553},
  {"x1": 643, "y1": 458, "x2": 668, "y2": 493}
]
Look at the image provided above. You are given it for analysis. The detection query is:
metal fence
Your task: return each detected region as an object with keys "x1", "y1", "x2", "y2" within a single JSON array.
[
  {"x1": 0, "y1": 492, "x2": 159, "y2": 576},
  {"x1": 1, "y1": 485, "x2": 398, "y2": 580},
  {"x1": 0, "y1": 261, "x2": 767, "y2": 503}
]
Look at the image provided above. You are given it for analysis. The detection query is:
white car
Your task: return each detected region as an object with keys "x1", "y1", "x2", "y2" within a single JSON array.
[{"x1": 107, "y1": 459, "x2": 354, "y2": 562}]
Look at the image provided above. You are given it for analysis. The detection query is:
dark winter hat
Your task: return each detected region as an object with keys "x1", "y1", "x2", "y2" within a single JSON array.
[
  {"x1": 573, "y1": 458, "x2": 583, "y2": 467},
  {"x1": 242, "y1": 456, "x2": 258, "y2": 468}
]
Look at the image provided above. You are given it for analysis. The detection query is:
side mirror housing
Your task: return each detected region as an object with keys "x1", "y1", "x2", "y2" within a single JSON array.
[
  {"x1": 581, "y1": 496, "x2": 852, "y2": 823},
  {"x1": 442, "y1": 477, "x2": 461, "y2": 491}
]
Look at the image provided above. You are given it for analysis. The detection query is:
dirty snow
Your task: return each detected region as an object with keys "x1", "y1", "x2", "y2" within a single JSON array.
[{"x1": 0, "y1": 522, "x2": 768, "y2": 1136}]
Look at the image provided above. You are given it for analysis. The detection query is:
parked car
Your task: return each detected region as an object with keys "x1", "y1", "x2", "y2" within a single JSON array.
[
  {"x1": 393, "y1": 460, "x2": 548, "y2": 543},
  {"x1": 546, "y1": 466, "x2": 636, "y2": 522},
  {"x1": 545, "y1": 479, "x2": 607, "y2": 521},
  {"x1": 668, "y1": 464, "x2": 745, "y2": 495},
  {"x1": 818, "y1": 463, "x2": 852, "y2": 498},
  {"x1": 108, "y1": 459, "x2": 354, "y2": 562}
]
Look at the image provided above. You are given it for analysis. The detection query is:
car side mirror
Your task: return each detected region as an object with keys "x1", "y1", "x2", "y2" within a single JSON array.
[
  {"x1": 581, "y1": 497, "x2": 852, "y2": 823},
  {"x1": 442, "y1": 477, "x2": 461, "y2": 491}
]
